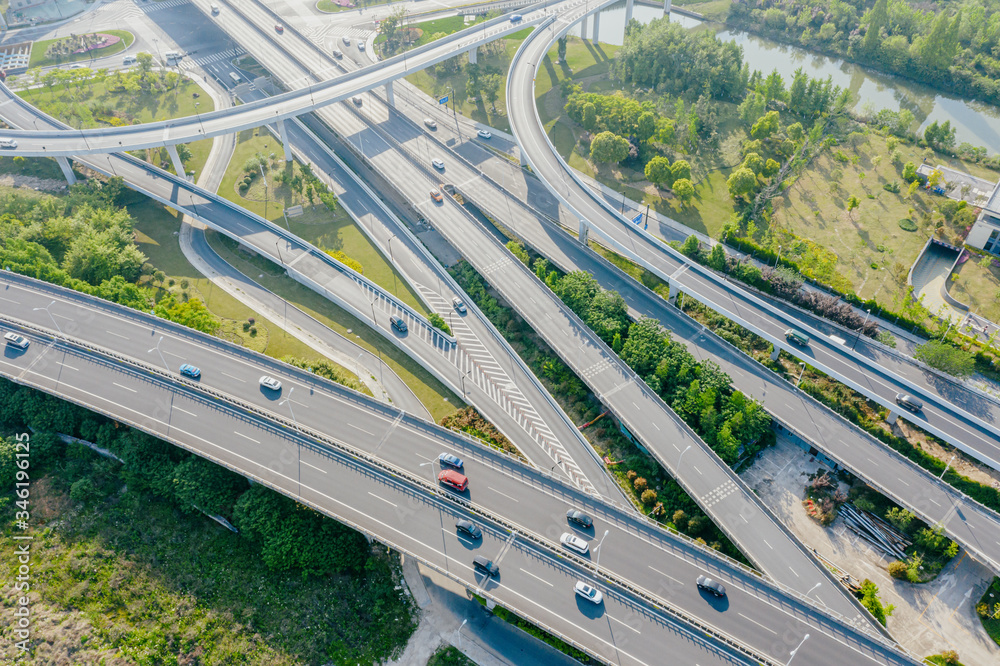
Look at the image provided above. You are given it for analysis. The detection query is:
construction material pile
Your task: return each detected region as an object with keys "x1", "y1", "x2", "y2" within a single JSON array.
[{"x1": 840, "y1": 503, "x2": 912, "y2": 560}]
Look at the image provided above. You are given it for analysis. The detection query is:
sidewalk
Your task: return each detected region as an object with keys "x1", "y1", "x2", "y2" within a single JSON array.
[{"x1": 394, "y1": 556, "x2": 581, "y2": 666}]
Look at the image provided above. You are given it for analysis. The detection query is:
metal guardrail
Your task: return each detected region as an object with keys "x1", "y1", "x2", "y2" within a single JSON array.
[{"x1": 0, "y1": 309, "x2": 775, "y2": 666}]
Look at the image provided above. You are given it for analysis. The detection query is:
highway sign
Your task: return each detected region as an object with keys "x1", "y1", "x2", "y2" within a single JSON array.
[
  {"x1": 631, "y1": 211, "x2": 643, "y2": 226},
  {"x1": 438, "y1": 96, "x2": 449, "y2": 105}
]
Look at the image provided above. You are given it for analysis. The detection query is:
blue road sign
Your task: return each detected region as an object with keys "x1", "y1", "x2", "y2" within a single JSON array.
[
  {"x1": 439, "y1": 96, "x2": 449, "y2": 105},
  {"x1": 631, "y1": 211, "x2": 643, "y2": 226}
]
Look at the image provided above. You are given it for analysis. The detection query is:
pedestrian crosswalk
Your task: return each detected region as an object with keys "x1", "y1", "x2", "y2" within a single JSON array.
[
  {"x1": 98, "y1": 0, "x2": 143, "y2": 19},
  {"x1": 302, "y1": 24, "x2": 373, "y2": 46},
  {"x1": 177, "y1": 47, "x2": 245, "y2": 70},
  {"x1": 138, "y1": 0, "x2": 191, "y2": 13}
]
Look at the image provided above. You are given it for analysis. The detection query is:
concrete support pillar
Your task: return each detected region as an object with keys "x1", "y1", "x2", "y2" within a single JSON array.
[
  {"x1": 578, "y1": 219, "x2": 589, "y2": 244},
  {"x1": 664, "y1": 0, "x2": 671, "y2": 17},
  {"x1": 56, "y1": 156, "x2": 76, "y2": 185},
  {"x1": 385, "y1": 81, "x2": 395, "y2": 108},
  {"x1": 468, "y1": 46, "x2": 477, "y2": 65},
  {"x1": 592, "y1": 12, "x2": 600, "y2": 43},
  {"x1": 276, "y1": 118, "x2": 292, "y2": 162},
  {"x1": 518, "y1": 149, "x2": 527, "y2": 167},
  {"x1": 625, "y1": 0, "x2": 634, "y2": 26},
  {"x1": 668, "y1": 285, "x2": 678, "y2": 305},
  {"x1": 166, "y1": 144, "x2": 186, "y2": 180},
  {"x1": 886, "y1": 411, "x2": 899, "y2": 425},
  {"x1": 770, "y1": 347, "x2": 780, "y2": 362},
  {"x1": 581, "y1": 14, "x2": 588, "y2": 38}
]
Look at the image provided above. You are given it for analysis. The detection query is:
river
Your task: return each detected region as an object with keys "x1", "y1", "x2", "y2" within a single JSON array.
[{"x1": 567, "y1": 1, "x2": 1000, "y2": 153}]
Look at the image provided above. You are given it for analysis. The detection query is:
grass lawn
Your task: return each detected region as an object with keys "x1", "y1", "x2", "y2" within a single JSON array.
[
  {"x1": 234, "y1": 54, "x2": 270, "y2": 80},
  {"x1": 950, "y1": 252, "x2": 1000, "y2": 324},
  {"x1": 768, "y1": 134, "x2": 993, "y2": 302},
  {"x1": 0, "y1": 155, "x2": 69, "y2": 182},
  {"x1": 404, "y1": 26, "x2": 533, "y2": 133},
  {"x1": 131, "y1": 200, "x2": 369, "y2": 394},
  {"x1": 673, "y1": 0, "x2": 731, "y2": 21},
  {"x1": 0, "y1": 445, "x2": 416, "y2": 664},
  {"x1": 205, "y1": 229, "x2": 460, "y2": 421},
  {"x1": 28, "y1": 29, "x2": 134, "y2": 68},
  {"x1": 979, "y1": 577, "x2": 1000, "y2": 647},
  {"x1": 427, "y1": 645, "x2": 477, "y2": 666},
  {"x1": 19, "y1": 74, "x2": 213, "y2": 178},
  {"x1": 217, "y1": 129, "x2": 428, "y2": 315}
]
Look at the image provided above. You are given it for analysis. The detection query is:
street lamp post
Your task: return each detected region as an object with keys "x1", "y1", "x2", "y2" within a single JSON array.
[
  {"x1": 260, "y1": 161, "x2": 269, "y2": 221},
  {"x1": 806, "y1": 582, "x2": 821, "y2": 599},
  {"x1": 787, "y1": 634, "x2": 810, "y2": 666},
  {"x1": 775, "y1": 245, "x2": 782, "y2": 267},
  {"x1": 796, "y1": 362, "x2": 806, "y2": 387},
  {"x1": 147, "y1": 335, "x2": 169, "y2": 371},
  {"x1": 274, "y1": 240, "x2": 283, "y2": 265},
  {"x1": 280, "y1": 386, "x2": 298, "y2": 430},
  {"x1": 593, "y1": 529, "x2": 610, "y2": 571},
  {"x1": 851, "y1": 309, "x2": 872, "y2": 351},
  {"x1": 677, "y1": 444, "x2": 691, "y2": 468},
  {"x1": 940, "y1": 454, "x2": 956, "y2": 480},
  {"x1": 33, "y1": 299, "x2": 62, "y2": 334},
  {"x1": 457, "y1": 618, "x2": 468, "y2": 651}
]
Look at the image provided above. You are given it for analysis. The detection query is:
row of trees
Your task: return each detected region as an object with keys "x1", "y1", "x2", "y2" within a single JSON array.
[
  {"x1": 0, "y1": 379, "x2": 372, "y2": 577},
  {"x1": 516, "y1": 249, "x2": 773, "y2": 464},
  {"x1": 729, "y1": 0, "x2": 1000, "y2": 107}
]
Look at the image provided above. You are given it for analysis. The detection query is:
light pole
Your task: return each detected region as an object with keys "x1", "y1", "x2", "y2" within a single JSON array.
[
  {"x1": 796, "y1": 362, "x2": 806, "y2": 387},
  {"x1": 851, "y1": 309, "x2": 872, "y2": 351},
  {"x1": 147, "y1": 335, "x2": 168, "y2": 371},
  {"x1": 34, "y1": 299, "x2": 62, "y2": 334},
  {"x1": 457, "y1": 618, "x2": 468, "y2": 651},
  {"x1": 593, "y1": 529, "x2": 609, "y2": 571},
  {"x1": 806, "y1": 582, "x2": 821, "y2": 599},
  {"x1": 274, "y1": 240, "x2": 283, "y2": 265},
  {"x1": 387, "y1": 236, "x2": 398, "y2": 295},
  {"x1": 940, "y1": 454, "x2": 956, "y2": 480},
  {"x1": 787, "y1": 634, "x2": 809, "y2": 666},
  {"x1": 775, "y1": 245, "x2": 782, "y2": 267},
  {"x1": 260, "y1": 161, "x2": 269, "y2": 221},
  {"x1": 280, "y1": 386, "x2": 298, "y2": 430},
  {"x1": 677, "y1": 444, "x2": 691, "y2": 468},
  {"x1": 194, "y1": 101, "x2": 205, "y2": 138}
]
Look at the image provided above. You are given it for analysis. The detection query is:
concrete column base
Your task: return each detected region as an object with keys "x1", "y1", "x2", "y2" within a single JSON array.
[
  {"x1": 385, "y1": 81, "x2": 395, "y2": 107},
  {"x1": 276, "y1": 119, "x2": 292, "y2": 162},
  {"x1": 886, "y1": 411, "x2": 899, "y2": 425},
  {"x1": 625, "y1": 0, "x2": 634, "y2": 25},
  {"x1": 578, "y1": 220, "x2": 589, "y2": 244},
  {"x1": 770, "y1": 347, "x2": 780, "y2": 361},
  {"x1": 592, "y1": 12, "x2": 600, "y2": 43},
  {"x1": 166, "y1": 144, "x2": 186, "y2": 180},
  {"x1": 468, "y1": 46, "x2": 477, "y2": 65},
  {"x1": 664, "y1": 0, "x2": 672, "y2": 16},
  {"x1": 56, "y1": 156, "x2": 76, "y2": 185},
  {"x1": 581, "y1": 14, "x2": 588, "y2": 37}
]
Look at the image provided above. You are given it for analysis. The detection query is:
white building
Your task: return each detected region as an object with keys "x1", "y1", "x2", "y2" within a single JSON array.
[
  {"x1": 9, "y1": 0, "x2": 50, "y2": 10},
  {"x1": 967, "y1": 181, "x2": 1000, "y2": 256}
]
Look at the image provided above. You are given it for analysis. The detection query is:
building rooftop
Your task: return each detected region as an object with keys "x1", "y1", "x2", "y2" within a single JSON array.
[{"x1": 917, "y1": 163, "x2": 998, "y2": 208}]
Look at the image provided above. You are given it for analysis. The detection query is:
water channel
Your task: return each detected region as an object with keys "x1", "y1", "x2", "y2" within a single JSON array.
[{"x1": 566, "y1": 1, "x2": 1000, "y2": 153}]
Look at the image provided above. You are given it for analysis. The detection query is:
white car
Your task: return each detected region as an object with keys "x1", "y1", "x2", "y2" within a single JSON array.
[
  {"x1": 4, "y1": 332, "x2": 29, "y2": 349},
  {"x1": 432, "y1": 158, "x2": 445, "y2": 170},
  {"x1": 343, "y1": 36, "x2": 351, "y2": 46},
  {"x1": 452, "y1": 297, "x2": 467, "y2": 314},
  {"x1": 560, "y1": 532, "x2": 589, "y2": 555},
  {"x1": 358, "y1": 43, "x2": 366, "y2": 52},
  {"x1": 259, "y1": 375, "x2": 282, "y2": 391},
  {"x1": 477, "y1": 129, "x2": 492, "y2": 139},
  {"x1": 574, "y1": 581, "x2": 603, "y2": 604}
]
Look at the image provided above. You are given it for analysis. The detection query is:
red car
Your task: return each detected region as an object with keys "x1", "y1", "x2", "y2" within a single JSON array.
[
  {"x1": 438, "y1": 469, "x2": 468, "y2": 492},
  {"x1": 275, "y1": 24, "x2": 284, "y2": 33}
]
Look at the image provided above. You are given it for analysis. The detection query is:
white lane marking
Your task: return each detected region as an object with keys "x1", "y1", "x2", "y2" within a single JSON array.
[
  {"x1": 648, "y1": 565, "x2": 684, "y2": 586},
  {"x1": 788, "y1": 566, "x2": 798, "y2": 578},
  {"x1": 368, "y1": 491, "x2": 397, "y2": 508},
  {"x1": 349, "y1": 423, "x2": 375, "y2": 435},
  {"x1": 488, "y1": 486, "x2": 519, "y2": 503},
  {"x1": 738, "y1": 612, "x2": 777, "y2": 635},
  {"x1": 652, "y1": 422, "x2": 660, "y2": 431},
  {"x1": 106, "y1": 330, "x2": 130, "y2": 340},
  {"x1": 929, "y1": 498, "x2": 941, "y2": 506},
  {"x1": 0, "y1": 296, "x2": 18, "y2": 304},
  {"x1": 221, "y1": 371, "x2": 246, "y2": 382},
  {"x1": 112, "y1": 382, "x2": 137, "y2": 393},
  {"x1": 173, "y1": 406, "x2": 197, "y2": 417},
  {"x1": 234, "y1": 432, "x2": 260, "y2": 443},
  {"x1": 302, "y1": 460, "x2": 327, "y2": 474},
  {"x1": 762, "y1": 538, "x2": 773, "y2": 550},
  {"x1": 609, "y1": 614, "x2": 641, "y2": 634},
  {"x1": 692, "y1": 465, "x2": 702, "y2": 476},
  {"x1": 58, "y1": 362, "x2": 78, "y2": 371},
  {"x1": 520, "y1": 567, "x2": 553, "y2": 587},
  {"x1": 897, "y1": 478, "x2": 909, "y2": 487}
]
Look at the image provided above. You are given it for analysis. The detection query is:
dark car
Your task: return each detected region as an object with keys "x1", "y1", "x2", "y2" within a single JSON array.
[
  {"x1": 895, "y1": 393, "x2": 923, "y2": 413},
  {"x1": 390, "y1": 316, "x2": 408, "y2": 333},
  {"x1": 566, "y1": 509, "x2": 593, "y2": 529},
  {"x1": 438, "y1": 469, "x2": 468, "y2": 492},
  {"x1": 456, "y1": 519, "x2": 482, "y2": 539},
  {"x1": 696, "y1": 575, "x2": 726, "y2": 597},
  {"x1": 439, "y1": 452, "x2": 464, "y2": 469},
  {"x1": 473, "y1": 555, "x2": 498, "y2": 577}
]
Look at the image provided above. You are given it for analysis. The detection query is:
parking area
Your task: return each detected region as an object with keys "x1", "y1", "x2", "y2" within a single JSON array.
[{"x1": 741, "y1": 434, "x2": 1000, "y2": 664}]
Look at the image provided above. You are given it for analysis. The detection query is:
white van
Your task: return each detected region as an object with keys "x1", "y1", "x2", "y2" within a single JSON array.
[
  {"x1": 210, "y1": 3, "x2": 220, "y2": 14},
  {"x1": 165, "y1": 51, "x2": 181, "y2": 61},
  {"x1": 229, "y1": 71, "x2": 241, "y2": 85},
  {"x1": 0, "y1": 138, "x2": 18, "y2": 149}
]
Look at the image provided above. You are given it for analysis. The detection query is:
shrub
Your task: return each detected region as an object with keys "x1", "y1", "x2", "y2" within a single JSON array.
[
  {"x1": 242, "y1": 322, "x2": 251, "y2": 332},
  {"x1": 633, "y1": 476, "x2": 648, "y2": 493},
  {"x1": 626, "y1": 470, "x2": 637, "y2": 482},
  {"x1": 887, "y1": 560, "x2": 909, "y2": 579},
  {"x1": 897, "y1": 217, "x2": 917, "y2": 231},
  {"x1": 641, "y1": 489, "x2": 658, "y2": 505},
  {"x1": 249, "y1": 327, "x2": 257, "y2": 337}
]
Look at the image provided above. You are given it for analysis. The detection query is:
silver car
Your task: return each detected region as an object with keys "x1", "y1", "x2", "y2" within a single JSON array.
[
  {"x1": 574, "y1": 581, "x2": 603, "y2": 604},
  {"x1": 259, "y1": 375, "x2": 282, "y2": 391},
  {"x1": 4, "y1": 332, "x2": 29, "y2": 349},
  {"x1": 560, "y1": 532, "x2": 589, "y2": 555}
]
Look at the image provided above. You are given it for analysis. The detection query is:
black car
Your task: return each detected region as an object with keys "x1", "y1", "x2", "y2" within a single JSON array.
[
  {"x1": 566, "y1": 509, "x2": 593, "y2": 529},
  {"x1": 895, "y1": 393, "x2": 923, "y2": 412},
  {"x1": 473, "y1": 555, "x2": 498, "y2": 577},
  {"x1": 456, "y1": 519, "x2": 482, "y2": 539},
  {"x1": 696, "y1": 575, "x2": 726, "y2": 597},
  {"x1": 390, "y1": 316, "x2": 408, "y2": 333}
]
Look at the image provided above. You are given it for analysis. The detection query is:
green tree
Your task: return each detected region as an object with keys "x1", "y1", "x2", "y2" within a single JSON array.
[
  {"x1": 708, "y1": 243, "x2": 727, "y2": 271},
  {"x1": 136, "y1": 51, "x2": 154, "y2": 76},
  {"x1": 428, "y1": 313, "x2": 452, "y2": 335},
  {"x1": 154, "y1": 295, "x2": 220, "y2": 334},
  {"x1": 902, "y1": 161, "x2": 918, "y2": 182},
  {"x1": 581, "y1": 102, "x2": 597, "y2": 131},
  {"x1": 914, "y1": 340, "x2": 976, "y2": 378},
  {"x1": 670, "y1": 159, "x2": 691, "y2": 182},
  {"x1": 727, "y1": 167, "x2": 757, "y2": 200},
  {"x1": 589, "y1": 131, "x2": 630, "y2": 164},
  {"x1": 862, "y1": 0, "x2": 889, "y2": 54},
  {"x1": 621, "y1": 317, "x2": 669, "y2": 377},
  {"x1": 556, "y1": 271, "x2": 599, "y2": 316},
  {"x1": 846, "y1": 195, "x2": 861, "y2": 218},
  {"x1": 680, "y1": 234, "x2": 701, "y2": 260},
  {"x1": 636, "y1": 111, "x2": 657, "y2": 142},
  {"x1": 750, "y1": 110, "x2": 780, "y2": 139},
  {"x1": 557, "y1": 36, "x2": 567, "y2": 62},
  {"x1": 172, "y1": 456, "x2": 248, "y2": 515},
  {"x1": 786, "y1": 122, "x2": 805, "y2": 142},
  {"x1": 586, "y1": 290, "x2": 629, "y2": 345},
  {"x1": 858, "y1": 579, "x2": 894, "y2": 626},
  {"x1": 672, "y1": 178, "x2": 695, "y2": 205},
  {"x1": 0, "y1": 438, "x2": 16, "y2": 491},
  {"x1": 644, "y1": 155, "x2": 672, "y2": 187},
  {"x1": 741, "y1": 152, "x2": 764, "y2": 175},
  {"x1": 480, "y1": 73, "x2": 503, "y2": 112}
]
